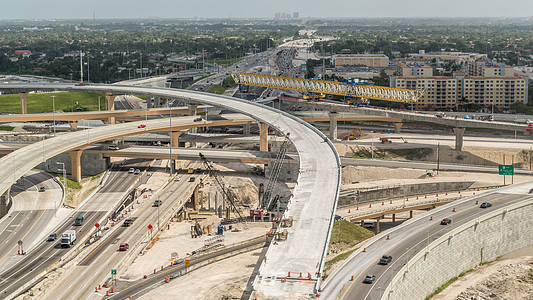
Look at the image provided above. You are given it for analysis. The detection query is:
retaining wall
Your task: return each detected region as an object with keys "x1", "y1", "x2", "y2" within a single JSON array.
[
  {"x1": 338, "y1": 181, "x2": 474, "y2": 207},
  {"x1": 381, "y1": 199, "x2": 533, "y2": 300}
]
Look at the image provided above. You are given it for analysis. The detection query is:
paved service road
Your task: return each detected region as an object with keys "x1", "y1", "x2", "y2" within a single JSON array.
[
  {"x1": 321, "y1": 184, "x2": 533, "y2": 299},
  {"x1": 0, "y1": 160, "x2": 149, "y2": 299},
  {"x1": 0, "y1": 171, "x2": 62, "y2": 274}
]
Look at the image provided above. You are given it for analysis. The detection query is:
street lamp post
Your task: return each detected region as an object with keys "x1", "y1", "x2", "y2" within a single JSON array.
[
  {"x1": 56, "y1": 162, "x2": 66, "y2": 218},
  {"x1": 51, "y1": 95, "x2": 56, "y2": 136},
  {"x1": 169, "y1": 102, "x2": 173, "y2": 177},
  {"x1": 371, "y1": 131, "x2": 374, "y2": 159}
]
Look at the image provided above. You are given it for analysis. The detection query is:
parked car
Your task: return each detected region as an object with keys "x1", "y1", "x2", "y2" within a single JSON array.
[
  {"x1": 440, "y1": 218, "x2": 452, "y2": 225},
  {"x1": 47, "y1": 233, "x2": 57, "y2": 242},
  {"x1": 118, "y1": 243, "x2": 129, "y2": 251},
  {"x1": 138, "y1": 124, "x2": 146, "y2": 128},
  {"x1": 193, "y1": 117, "x2": 202, "y2": 122},
  {"x1": 480, "y1": 202, "x2": 492, "y2": 208},
  {"x1": 108, "y1": 145, "x2": 120, "y2": 150},
  {"x1": 39, "y1": 186, "x2": 46, "y2": 192},
  {"x1": 123, "y1": 219, "x2": 134, "y2": 227},
  {"x1": 363, "y1": 275, "x2": 376, "y2": 284},
  {"x1": 128, "y1": 168, "x2": 135, "y2": 173},
  {"x1": 134, "y1": 169, "x2": 140, "y2": 175},
  {"x1": 153, "y1": 200, "x2": 162, "y2": 207},
  {"x1": 379, "y1": 255, "x2": 392, "y2": 265}
]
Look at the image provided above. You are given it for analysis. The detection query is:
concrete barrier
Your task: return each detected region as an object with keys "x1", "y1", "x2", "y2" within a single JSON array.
[{"x1": 381, "y1": 198, "x2": 533, "y2": 300}]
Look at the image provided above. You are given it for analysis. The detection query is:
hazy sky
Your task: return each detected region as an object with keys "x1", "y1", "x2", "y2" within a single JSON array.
[{"x1": 0, "y1": 0, "x2": 532, "y2": 19}]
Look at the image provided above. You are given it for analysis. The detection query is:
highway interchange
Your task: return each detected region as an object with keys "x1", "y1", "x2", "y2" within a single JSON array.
[{"x1": 0, "y1": 46, "x2": 531, "y2": 300}]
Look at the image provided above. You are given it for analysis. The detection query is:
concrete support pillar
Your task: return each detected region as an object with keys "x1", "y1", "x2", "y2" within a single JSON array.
[
  {"x1": 147, "y1": 96, "x2": 153, "y2": 109},
  {"x1": 409, "y1": 210, "x2": 413, "y2": 219},
  {"x1": 453, "y1": 127, "x2": 466, "y2": 151},
  {"x1": 187, "y1": 104, "x2": 198, "y2": 116},
  {"x1": 328, "y1": 112, "x2": 339, "y2": 141},
  {"x1": 392, "y1": 213, "x2": 396, "y2": 225},
  {"x1": 193, "y1": 184, "x2": 200, "y2": 211},
  {"x1": 154, "y1": 97, "x2": 161, "y2": 108},
  {"x1": 170, "y1": 131, "x2": 181, "y2": 148},
  {"x1": 258, "y1": 122, "x2": 269, "y2": 152},
  {"x1": 105, "y1": 94, "x2": 116, "y2": 124},
  {"x1": 69, "y1": 122, "x2": 79, "y2": 131},
  {"x1": 68, "y1": 150, "x2": 83, "y2": 182},
  {"x1": 376, "y1": 218, "x2": 380, "y2": 233},
  {"x1": 360, "y1": 220, "x2": 364, "y2": 227},
  {"x1": 19, "y1": 93, "x2": 28, "y2": 114},
  {"x1": 393, "y1": 122, "x2": 403, "y2": 134},
  {"x1": 243, "y1": 122, "x2": 251, "y2": 136}
]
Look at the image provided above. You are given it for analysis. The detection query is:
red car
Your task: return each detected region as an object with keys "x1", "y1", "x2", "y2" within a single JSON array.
[
  {"x1": 119, "y1": 243, "x2": 129, "y2": 251},
  {"x1": 138, "y1": 124, "x2": 146, "y2": 128}
]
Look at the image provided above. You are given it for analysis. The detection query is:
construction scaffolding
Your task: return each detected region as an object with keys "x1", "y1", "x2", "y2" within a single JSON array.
[
  {"x1": 261, "y1": 133, "x2": 291, "y2": 211},
  {"x1": 231, "y1": 72, "x2": 423, "y2": 103},
  {"x1": 199, "y1": 153, "x2": 245, "y2": 222}
]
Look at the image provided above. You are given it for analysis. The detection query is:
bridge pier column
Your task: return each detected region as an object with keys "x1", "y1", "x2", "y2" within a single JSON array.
[
  {"x1": 393, "y1": 122, "x2": 403, "y2": 134},
  {"x1": 409, "y1": 210, "x2": 413, "y2": 219},
  {"x1": 453, "y1": 128, "x2": 466, "y2": 151},
  {"x1": 147, "y1": 96, "x2": 153, "y2": 109},
  {"x1": 154, "y1": 97, "x2": 161, "y2": 108},
  {"x1": 392, "y1": 213, "x2": 396, "y2": 225},
  {"x1": 328, "y1": 112, "x2": 339, "y2": 141},
  {"x1": 243, "y1": 122, "x2": 251, "y2": 136},
  {"x1": 0, "y1": 188, "x2": 12, "y2": 219},
  {"x1": 188, "y1": 104, "x2": 199, "y2": 141},
  {"x1": 258, "y1": 122, "x2": 269, "y2": 152},
  {"x1": 170, "y1": 131, "x2": 181, "y2": 148},
  {"x1": 375, "y1": 218, "x2": 380, "y2": 234},
  {"x1": 69, "y1": 150, "x2": 83, "y2": 182},
  {"x1": 19, "y1": 92, "x2": 28, "y2": 114},
  {"x1": 105, "y1": 94, "x2": 116, "y2": 124},
  {"x1": 69, "y1": 121, "x2": 78, "y2": 131},
  {"x1": 193, "y1": 184, "x2": 200, "y2": 210}
]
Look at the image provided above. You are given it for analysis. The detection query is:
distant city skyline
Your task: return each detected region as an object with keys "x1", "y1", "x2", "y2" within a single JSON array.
[{"x1": 0, "y1": 0, "x2": 532, "y2": 20}]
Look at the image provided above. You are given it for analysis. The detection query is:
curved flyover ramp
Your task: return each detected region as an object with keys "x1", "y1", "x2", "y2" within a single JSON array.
[{"x1": 0, "y1": 83, "x2": 341, "y2": 297}]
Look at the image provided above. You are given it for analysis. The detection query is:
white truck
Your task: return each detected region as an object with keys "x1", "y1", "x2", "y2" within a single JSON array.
[{"x1": 61, "y1": 230, "x2": 76, "y2": 248}]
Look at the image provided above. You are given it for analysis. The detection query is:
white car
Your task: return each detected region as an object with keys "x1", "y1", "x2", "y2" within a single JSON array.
[
  {"x1": 108, "y1": 145, "x2": 119, "y2": 150},
  {"x1": 174, "y1": 177, "x2": 181, "y2": 181},
  {"x1": 128, "y1": 168, "x2": 135, "y2": 173}
]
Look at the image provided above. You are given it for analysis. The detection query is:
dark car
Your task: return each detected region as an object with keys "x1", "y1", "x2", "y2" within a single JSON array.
[
  {"x1": 118, "y1": 243, "x2": 129, "y2": 251},
  {"x1": 529, "y1": 188, "x2": 533, "y2": 194},
  {"x1": 379, "y1": 255, "x2": 392, "y2": 265},
  {"x1": 440, "y1": 218, "x2": 452, "y2": 225},
  {"x1": 74, "y1": 215, "x2": 84, "y2": 226},
  {"x1": 153, "y1": 200, "x2": 162, "y2": 207},
  {"x1": 123, "y1": 219, "x2": 134, "y2": 227},
  {"x1": 39, "y1": 186, "x2": 46, "y2": 192},
  {"x1": 193, "y1": 117, "x2": 202, "y2": 122},
  {"x1": 189, "y1": 177, "x2": 196, "y2": 182},
  {"x1": 47, "y1": 233, "x2": 57, "y2": 242},
  {"x1": 363, "y1": 275, "x2": 376, "y2": 284},
  {"x1": 480, "y1": 202, "x2": 492, "y2": 208}
]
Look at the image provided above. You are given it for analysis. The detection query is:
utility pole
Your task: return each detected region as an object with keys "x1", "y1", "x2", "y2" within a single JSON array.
[
  {"x1": 436, "y1": 143, "x2": 440, "y2": 174},
  {"x1": 51, "y1": 96, "x2": 56, "y2": 136},
  {"x1": 80, "y1": 51, "x2": 83, "y2": 82}
]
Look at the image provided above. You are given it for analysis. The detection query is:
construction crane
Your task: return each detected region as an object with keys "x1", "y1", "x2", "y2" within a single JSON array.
[
  {"x1": 261, "y1": 133, "x2": 291, "y2": 211},
  {"x1": 199, "y1": 153, "x2": 245, "y2": 222},
  {"x1": 231, "y1": 72, "x2": 423, "y2": 103}
]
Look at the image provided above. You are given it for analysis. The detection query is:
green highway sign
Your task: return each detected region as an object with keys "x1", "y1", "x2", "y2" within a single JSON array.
[
  {"x1": 111, "y1": 269, "x2": 117, "y2": 275},
  {"x1": 498, "y1": 165, "x2": 514, "y2": 175}
]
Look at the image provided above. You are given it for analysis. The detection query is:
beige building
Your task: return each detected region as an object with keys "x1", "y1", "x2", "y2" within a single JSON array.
[
  {"x1": 332, "y1": 54, "x2": 389, "y2": 68},
  {"x1": 408, "y1": 50, "x2": 487, "y2": 61},
  {"x1": 397, "y1": 62, "x2": 433, "y2": 77},
  {"x1": 392, "y1": 69, "x2": 528, "y2": 109},
  {"x1": 467, "y1": 60, "x2": 515, "y2": 77}
]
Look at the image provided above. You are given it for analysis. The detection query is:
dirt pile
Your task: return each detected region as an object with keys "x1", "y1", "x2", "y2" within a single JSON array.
[{"x1": 456, "y1": 262, "x2": 533, "y2": 300}]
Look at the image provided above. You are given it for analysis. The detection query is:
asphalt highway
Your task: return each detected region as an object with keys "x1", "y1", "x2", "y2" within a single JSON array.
[
  {"x1": 41, "y1": 162, "x2": 203, "y2": 300},
  {"x1": 322, "y1": 188, "x2": 533, "y2": 299},
  {"x1": 0, "y1": 171, "x2": 61, "y2": 274},
  {"x1": 0, "y1": 160, "x2": 150, "y2": 299}
]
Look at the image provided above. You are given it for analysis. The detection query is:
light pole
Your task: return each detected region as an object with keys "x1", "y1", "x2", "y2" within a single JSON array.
[
  {"x1": 56, "y1": 162, "x2": 66, "y2": 218},
  {"x1": 157, "y1": 199, "x2": 160, "y2": 232},
  {"x1": 51, "y1": 96, "x2": 56, "y2": 136},
  {"x1": 371, "y1": 131, "x2": 374, "y2": 159},
  {"x1": 98, "y1": 96, "x2": 101, "y2": 111}
]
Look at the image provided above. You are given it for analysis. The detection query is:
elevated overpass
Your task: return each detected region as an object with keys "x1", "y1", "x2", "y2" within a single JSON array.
[
  {"x1": 0, "y1": 83, "x2": 341, "y2": 297},
  {"x1": 278, "y1": 97, "x2": 527, "y2": 150}
]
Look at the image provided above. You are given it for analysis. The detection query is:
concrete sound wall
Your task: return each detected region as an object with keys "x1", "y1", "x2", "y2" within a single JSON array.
[{"x1": 381, "y1": 199, "x2": 533, "y2": 300}]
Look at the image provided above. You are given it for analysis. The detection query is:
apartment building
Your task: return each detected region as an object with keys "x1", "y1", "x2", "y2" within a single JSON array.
[
  {"x1": 467, "y1": 59, "x2": 515, "y2": 77},
  {"x1": 397, "y1": 61, "x2": 433, "y2": 77},
  {"x1": 391, "y1": 63, "x2": 528, "y2": 109}
]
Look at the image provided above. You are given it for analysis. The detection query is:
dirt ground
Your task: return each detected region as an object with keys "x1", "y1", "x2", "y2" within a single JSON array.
[
  {"x1": 139, "y1": 249, "x2": 261, "y2": 300},
  {"x1": 433, "y1": 246, "x2": 533, "y2": 299}
]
